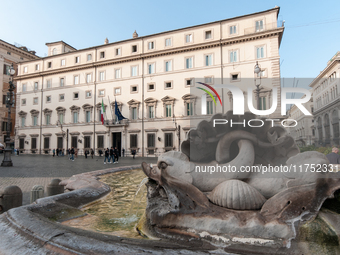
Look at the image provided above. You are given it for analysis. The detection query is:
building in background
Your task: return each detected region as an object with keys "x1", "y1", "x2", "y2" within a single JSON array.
[
  {"x1": 310, "y1": 51, "x2": 340, "y2": 147},
  {"x1": 15, "y1": 7, "x2": 284, "y2": 156},
  {"x1": 286, "y1": 92, "x2": 315, "y2": 147},
  {"x1": 0, "y1": 40, "x2": 39, "y2": 147}
]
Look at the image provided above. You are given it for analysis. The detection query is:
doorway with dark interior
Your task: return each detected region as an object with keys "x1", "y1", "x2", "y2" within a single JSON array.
[{"x1": 112, "y1": 132, "x2": 121, "y2": 156}]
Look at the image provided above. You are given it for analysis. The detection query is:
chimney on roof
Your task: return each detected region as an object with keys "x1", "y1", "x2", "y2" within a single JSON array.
[
  {"x1": 104, "y1": 38, "x2": 109, "y2": 44},
  {"x1": 29, "y1": 50, "x2": 36, "y2": 55},
  {"x1": 133, "y1": 30, "x2": 138, "y2": 38},
  {"x1": 19, "y1": 46, "x2": 28, "y2": 51}
]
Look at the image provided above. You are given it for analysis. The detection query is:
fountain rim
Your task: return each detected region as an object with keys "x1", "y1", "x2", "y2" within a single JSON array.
[{"x1": 0, "y1": 165, "x2": 216, "y2": 255}]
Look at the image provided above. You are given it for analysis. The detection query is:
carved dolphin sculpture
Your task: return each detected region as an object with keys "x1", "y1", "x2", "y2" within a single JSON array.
[{"x1": 141, "y1": 162, "x2": 210, "y2": 212}]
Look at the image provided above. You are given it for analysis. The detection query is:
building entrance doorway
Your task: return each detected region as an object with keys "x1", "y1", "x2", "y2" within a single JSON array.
[{"x1": 112, "y1": 132, "x2": 121, "y2": 156}]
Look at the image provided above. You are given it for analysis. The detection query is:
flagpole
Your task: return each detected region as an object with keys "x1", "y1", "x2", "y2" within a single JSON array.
[{"x1": 107, "y1": 95, "x2": 115, "y2": 123}]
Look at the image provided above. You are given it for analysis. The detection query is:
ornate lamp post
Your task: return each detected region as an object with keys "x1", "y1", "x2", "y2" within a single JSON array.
[
  {"x1": 2, "y1": 64, "x2": 16, "y2": 167},
  {"x1": 254, "y1": 61, "x2": 262, "y2": 110},
  {"x1": 56, "y1": 120, "x2": 68, "y2": 152},
  {"x1": 173, "y1": 114, "x2": 181, "y2": 151}
]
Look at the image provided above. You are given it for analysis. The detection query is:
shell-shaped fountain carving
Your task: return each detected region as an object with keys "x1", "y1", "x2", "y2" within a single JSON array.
[{"x1": 207, "y1": 180, "x2": 266, "y2": 210}]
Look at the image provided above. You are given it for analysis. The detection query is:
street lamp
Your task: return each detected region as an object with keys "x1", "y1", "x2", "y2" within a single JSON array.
[
  {"x1": 254, "y1": 61, "x2": 262, "y2": 110},
  {"x1": 2, "y1": 64, "x2": 16, "y2": 167},
  {"x1": 56, "y1": 120, "x2": 69, "y2": 151},
  {"x1": 173, "y1": 114, "x2": 181, "y2": 151}
]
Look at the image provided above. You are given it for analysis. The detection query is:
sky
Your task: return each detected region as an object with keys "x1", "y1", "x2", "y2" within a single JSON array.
[{"x1": 1, "y1": 0, "x2": 340, "y2": 84}]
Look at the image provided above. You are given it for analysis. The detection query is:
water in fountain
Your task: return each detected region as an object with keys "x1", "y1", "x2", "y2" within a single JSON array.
[
  {"x1": 61, "y1": 169, "x2": 148, "y2": 239},
  {"x1": 129, "y1": 177, "x2": 149, "y2": 215}
]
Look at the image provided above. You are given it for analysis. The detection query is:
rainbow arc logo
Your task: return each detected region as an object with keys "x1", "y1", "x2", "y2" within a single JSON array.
[
  {"x1": 196, "y1": 82, "x2": 222, "y2": 106},
  {"x1": 196, "y1": 82, "x2": 222, "y2": 114}
]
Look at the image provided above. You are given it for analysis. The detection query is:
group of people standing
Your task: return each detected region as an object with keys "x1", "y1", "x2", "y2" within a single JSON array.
[
  {"x1": 52, "y1": 148, "x2": 66, "y2": 157},
  {"x1": 104, "y1": 147, "x2": 120, "y2": 164}
]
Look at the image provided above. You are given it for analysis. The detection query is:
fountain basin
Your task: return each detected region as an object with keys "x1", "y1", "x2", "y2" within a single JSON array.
[{"x1": 0, "y1": 165, "x2": 219, "y2": 255}]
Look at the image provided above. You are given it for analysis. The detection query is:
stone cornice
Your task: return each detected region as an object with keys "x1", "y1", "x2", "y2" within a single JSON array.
[{"x1": 14, "y1": 28, "x2": 284, "y2": 81}]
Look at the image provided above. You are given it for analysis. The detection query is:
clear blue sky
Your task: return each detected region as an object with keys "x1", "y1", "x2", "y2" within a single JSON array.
[{"x1": 1, "y1": 0, "x2": 340, "y2": 80}]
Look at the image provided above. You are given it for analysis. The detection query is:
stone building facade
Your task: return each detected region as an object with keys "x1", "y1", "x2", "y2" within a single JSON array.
[
  {"x1": 310, "y1": 52, "x2": 340, "y2": 146},
  {"x1": 286, "y1": 92, "x2": 315, "y2": 147},
  {"x1": 0, "y1": 40, "x2": 38, "y2": 146},
  {"x1": 15, "y1": 7, "x2": 284, "y2": 156}
]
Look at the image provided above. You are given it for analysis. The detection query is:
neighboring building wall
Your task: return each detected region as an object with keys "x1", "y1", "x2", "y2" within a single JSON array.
[
  {"x1": 15, "y1": 7, "x2": 284, "y2": 156},
  {"x1": 0, "y1": 40, "x2": 39, "y2": 146},
  {"x1": 310, "y1": 51, "x2": 340, "y2": 146},
  {"x1": 286, "y1": 93, "x2": 315, "y2": 147}
]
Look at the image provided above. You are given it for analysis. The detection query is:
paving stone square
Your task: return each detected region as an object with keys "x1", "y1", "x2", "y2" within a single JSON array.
[{"x1": 0, "y1": 154, "x2": 157, "y2": 205}]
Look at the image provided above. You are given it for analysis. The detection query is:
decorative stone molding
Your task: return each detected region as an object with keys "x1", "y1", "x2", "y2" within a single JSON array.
[
  {"x1": 18, "y1": 133, "x2": 26, "y2": 137},
  {"x1": 145, "y1": 97, "x2": 157, "y2": 106},
  {"x1": 69, "y1": 132, "x2": 80, "y2": 135},
  {"x1": 82, "y1": 104, "x2": 93, "y2": 110},
  {"x1": 145, "y1": 128, "x2": 158, "y2": 132},
  {"x1": 95, "y1": 131, "x2": 107, "y2": 134},
  {"x1": 42, "y1": 133, "x2": 52, "y2": 137},
  {"x1": 55, "y1": 132, "x2": 65, "y2": 137},
  {"x1": 29, "y1": 134, "x2": 39, "y2": 137},
  {"x1": 82, "y1": 131, "x2": 93, "y2": 135},
  {"x1": 18, "y1": 111, "x2": 27, "y2": 117},
  {"x1": 43, "y1": 108, "x2": 52, "y2": 114},
  {"x1": 127, "y1": 99, "x2": 140, "y2": 109},
  {"x1": 128, "y1": 129, "x2": 141, "y2": 133},
  {"x1": 56, "y1": 106, "x2": 66, "y2": 114},
  {"x1": 30, "y1": 109, "x2": 39, "y2": 116},
  {"x1": 70, "y1": 105, "x2": 80, "y2": 111},
  {"x1": 161, "y1": 128, "x2": 176, "y2": 132}
]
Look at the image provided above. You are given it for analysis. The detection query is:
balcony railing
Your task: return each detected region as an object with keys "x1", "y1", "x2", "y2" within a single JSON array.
[{"x1": 244, "y1": 22, "x2": 282, "y2": 35}]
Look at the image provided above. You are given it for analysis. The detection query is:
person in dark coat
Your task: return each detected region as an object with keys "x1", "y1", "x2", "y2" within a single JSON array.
[
  {"x1": 104, "y1": 148, "x2": 110, "y2": 164},
  {"x1": 114, "y1": 147, "x2": 119, "y2": 163},
  {"x1": 122, "y1": 148, "x2": 125, "y2": 157},
  {"x1": 109, "y1": 147, "x2": 115, "y2": 163},
  {"x1": 91, "y1": 149, "x2": 94, "y2": 159},
  {"x1": 132, "y1": 149, "x2": 136, "y2": 159},
  {"x1": 326, "y1": 147, "x2": 340, "y2": 164},
  {"x1": 56, "y1": 148, "x2": 59, "y2": 157}
]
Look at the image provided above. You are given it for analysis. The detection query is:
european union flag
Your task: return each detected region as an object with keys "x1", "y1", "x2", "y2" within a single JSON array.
[{"x1": 115, "y1": 100, "x2": 126, "y2": 121}]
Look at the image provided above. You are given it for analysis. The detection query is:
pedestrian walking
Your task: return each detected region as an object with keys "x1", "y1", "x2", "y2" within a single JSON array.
[
  {"x1": 70, "y1": 147, "x2": 75, "y2": 161},
  {"x1": 56, "y1": 148, "x2": 59, "y2": 157},
  {"x1": 122, "y1": 148, "x2": 125, "y2": 157},
  {"x1": 109, "y1": 147, "x2": 115, "y2": 163},
  {"x1": 91, "y1": 148, "x2": 94, "y2": 159},
  {"x1": 104, "y1": 148, "x2": 110, "y2": 164},
  {"x1": 85, "y1": 149, "x2": 88, "y2": 159},
  {"x1": 114, "y1": 147, "x2": 119, "y2": 163},
  {"x1": 53, "y1": 148, "x2": 55, "y2": 157},
  {"x1": 132, "y1": 149, "x2": 136, "y2": 159}
]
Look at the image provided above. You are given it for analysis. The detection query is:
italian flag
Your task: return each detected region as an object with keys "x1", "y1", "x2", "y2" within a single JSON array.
[{"x1": 101, "y1": 99, "x2": 105, "y2": 125}]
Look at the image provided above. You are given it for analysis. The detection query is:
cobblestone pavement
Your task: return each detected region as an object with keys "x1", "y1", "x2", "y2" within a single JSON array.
[{"x1": 0, "y1": 154, "x2": 157, "y2": 205}]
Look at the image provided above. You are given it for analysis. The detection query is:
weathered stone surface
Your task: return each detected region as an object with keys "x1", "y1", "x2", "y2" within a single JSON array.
[{"x1": 208, "y1": 180, "x2": 266, "y2": 210}]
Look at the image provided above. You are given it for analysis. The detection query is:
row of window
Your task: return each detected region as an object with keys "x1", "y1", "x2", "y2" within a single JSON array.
[
  {"x1": 22, "y1": 44, "x2": 266, "y2": 74},
  {"x1": 20, "y1": 98, "x2": 215, "y2": 128},
  {"x1": 20, "y1": 68, "x2": 266, "y2": 93},
  {"x1": 20, "y1": 132, "x2": 176, "y2": 154},
  {"x1": 314, "y1": 72, "x2": 338, "y2": 94},
  {"x1": 315, "y1": 85, "x2": 339, "y2": 109}
]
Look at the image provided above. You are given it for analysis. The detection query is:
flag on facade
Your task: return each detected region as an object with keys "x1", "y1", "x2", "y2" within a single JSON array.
[
  {"x1": 101, "y1": 99, "x2": 105, "y2": 125},
  {"x1": 115, "y1": 99, "x2": 126, "y2": 121}
]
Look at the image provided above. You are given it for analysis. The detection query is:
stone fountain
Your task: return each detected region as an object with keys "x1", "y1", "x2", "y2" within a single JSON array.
[
  {"x1": 140, "y1": 111, "x2": 340, "y2": 254},
  {"x1": 1, "y1": 111, "x2": 340, "y2": 254}
]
